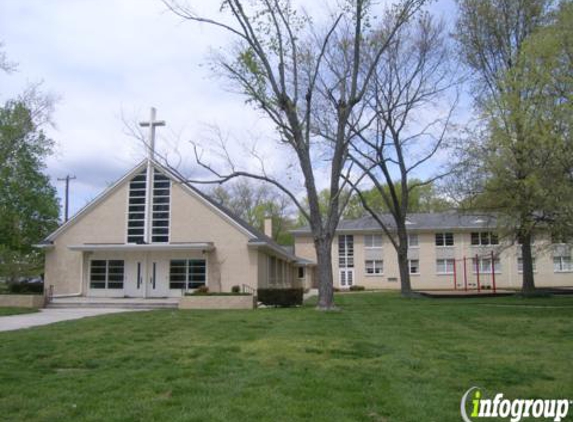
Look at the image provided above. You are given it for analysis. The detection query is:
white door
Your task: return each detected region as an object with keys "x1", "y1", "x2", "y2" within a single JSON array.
[
  {"x1": 124, "y1": 257, "x2": 145, "y2": 297},
  {"x1": 339, "y1": 269, "x2": 354, "y2": 288},
  {"x1": 146, "y1": 260, "x2": 170, "y2": 298}
]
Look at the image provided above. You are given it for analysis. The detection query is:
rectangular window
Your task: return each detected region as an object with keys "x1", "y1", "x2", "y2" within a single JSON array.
[
  {"x1": 90, "y1": 260, "x2": 124, "y2": 289},
  {"x1": 435, "y1": 232, "x2": 454, "y2": 247},
  {"x1": 408, "y1": 234, "x2": 419, "y2": 248},
  {"x1": 364, "y1": 234, "x2": 383, "y2": 248},
  {"x1": 152, "y1": 172, "x2": 170, "y2": 243},
  {"x1": 408, "y1": 259, "x2": 419, "y2": 274},
  {"x1": 338, "y1": 235, "x2": 354, "y2": 268},
  {"x1": 436, "y1": 259, "x2": 455, "y2": 274},
  {"x1": 471, "y1": 232, "x2": 499, "y2": 246},
  {"x1": 127, "y1": 171, "x2": 147, "y2": 243},
  {"x1": 472, "y1": 257, "x2": 501, "y2": 273},
  {"x1": 553, "y1": 256, "x2": 572, "y2": 272},
  {"x1": 297, "y1": 267, "x2": 305, "y2": 279},
  {"x1": 517, "y1": 257, "x2": 537, "y2": 273},
  {"x1": 365, "y1": 259, "x2": 384, "y2": 275},
  {"x1": 169, "y1": 259, "x2": 206, "y2": 289}
]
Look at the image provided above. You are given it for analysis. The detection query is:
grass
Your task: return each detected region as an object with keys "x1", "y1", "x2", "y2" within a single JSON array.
[
  {"x1": 0, "y1": 293, "x2": 572, "y2": 422},
  {"x1": 0, "y1": 307, "x2": 38, "y2": 316}
]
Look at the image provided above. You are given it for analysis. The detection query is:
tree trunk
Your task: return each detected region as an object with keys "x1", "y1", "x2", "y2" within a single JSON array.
[
  {"x1": 397, "y1": 243, "x2": 413, "y2": 297},
  {"x1": 520, "y1": 232, "x2": 536, "y2": 295},
  {"x1": 315, "y1": 237, "x2": 336, "y2": 310}
]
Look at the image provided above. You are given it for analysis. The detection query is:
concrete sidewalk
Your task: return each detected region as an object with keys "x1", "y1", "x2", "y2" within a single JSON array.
[{"x1": 0, "y1": 308, "x2": 146, "y2": 332}]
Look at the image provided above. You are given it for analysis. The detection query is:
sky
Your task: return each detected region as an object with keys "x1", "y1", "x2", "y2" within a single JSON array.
[{"x1": 0, "y1": 0, "x2": 460, "y2": 220}]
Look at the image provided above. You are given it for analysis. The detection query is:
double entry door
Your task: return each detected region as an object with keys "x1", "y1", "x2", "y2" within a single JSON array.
[
  {"x1": 124, "y1": 254, "x2": 170, "y2": 298},
  {"x1": 339, "y1": 268, "x2": 355, "y2": 288}
]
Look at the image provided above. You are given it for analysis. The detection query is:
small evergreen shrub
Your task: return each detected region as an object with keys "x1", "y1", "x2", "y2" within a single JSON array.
[
  {"x1": 231, "y1": 285, "x2": 241, "y2": 293},
  {"x1": 349, "y1": 285, "x2": 365, "y2": 291},
  {"x1": 257, "y1": 288, "x2": 303, "y2": 307}
]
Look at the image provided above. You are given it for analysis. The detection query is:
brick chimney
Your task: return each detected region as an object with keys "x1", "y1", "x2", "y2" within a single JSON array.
[{"x1": 264, "y1": 216, "x2": 273, "y2": 238}]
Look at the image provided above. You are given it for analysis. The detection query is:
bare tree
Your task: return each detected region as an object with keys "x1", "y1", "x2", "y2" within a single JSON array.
[
  {"x1": 344, "y1": 13, "x2": 458, "y2": 296},
  {"x1": 162, "y1": 0, "x2": 426, "y2": 309},
  {"x1": 209, "y1": 178, "x2": 295, "y2": 244}
]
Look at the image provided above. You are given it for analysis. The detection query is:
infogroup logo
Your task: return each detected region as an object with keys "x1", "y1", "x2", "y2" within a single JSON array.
[{"x1": 461, "y1": 387, "x2": 571, "y2": 422}]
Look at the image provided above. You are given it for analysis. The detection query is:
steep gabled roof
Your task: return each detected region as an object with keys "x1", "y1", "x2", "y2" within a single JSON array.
[{"x1": 42, "y1": 159, "x2": 301, "y2": 262}]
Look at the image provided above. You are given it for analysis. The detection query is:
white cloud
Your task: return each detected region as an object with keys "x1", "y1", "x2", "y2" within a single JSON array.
[{"x1": 0, "y1": 0, "x2": 460, "y2": 219}]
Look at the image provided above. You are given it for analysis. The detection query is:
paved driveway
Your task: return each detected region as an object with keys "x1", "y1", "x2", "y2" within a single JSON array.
[{"x1": 0, "y1": 308, "x2": 144, "y2": 332}]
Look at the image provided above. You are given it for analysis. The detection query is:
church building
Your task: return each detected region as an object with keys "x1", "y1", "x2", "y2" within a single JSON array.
[{"x1": 38, "y1": 109, "x2": 312, "y2": 299}]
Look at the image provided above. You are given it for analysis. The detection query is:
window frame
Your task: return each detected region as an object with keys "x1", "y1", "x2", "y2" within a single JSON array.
[
  {"x1": 338, "y1": 235, "x2": 355, "y2": 268},
  {"x1": 364, "y1": 234, "x2": 383, "y2": 249},
  {"x1": 436, "y1": 258, "x2": 455, "y2": 275},
  {"x1": 435, "y1": 232, "x2": 454, "y2": 247},
  {"x1": 471, "y1": 231, "x2": 499, "y2": 246},
  {"x1": 365, "y1": 259, "x2": 384, "y2": 276},
  {"x1": 553, "y1": 256, "x2": 572, "y2": 273},
  {"x1": 169, "y1": 259, "x2": 207, "y2": 290},
  {"x1": 472, "y1": 257, "x2": 501, "y2": 274},
  {"x1": 408, "y1": 259, "x2": 420, "y2": 275},
  {"x1": 407, "y1": 234, "x2": 419, "y2": 248},
  {"x1": 90, "y1": 259, "x2": 124, "y2": 290}
]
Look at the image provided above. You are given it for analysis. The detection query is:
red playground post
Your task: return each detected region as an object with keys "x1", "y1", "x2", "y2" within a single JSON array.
[
  {"x1": 491, "y1": 251, "x2": 497, "y2": 294},
  {"x1": 453, "y1": 258, "x2": 457, "y2": 290},
  {"x1": 475, "y1": 254, "x2": 481, "y2": 293},
  {"x1": 463, "y1": 256, "x2": 468, "y2": 292}
]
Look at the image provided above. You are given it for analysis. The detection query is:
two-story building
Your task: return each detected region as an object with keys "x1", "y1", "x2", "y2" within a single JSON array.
[{"x1": 292, "y1": 213, "x2": 573, "y2": 290}]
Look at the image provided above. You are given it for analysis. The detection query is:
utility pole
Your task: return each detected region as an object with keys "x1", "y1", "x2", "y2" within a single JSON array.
[{"x1": 57, "y1": 175, "x2": 76, "y2": 222}]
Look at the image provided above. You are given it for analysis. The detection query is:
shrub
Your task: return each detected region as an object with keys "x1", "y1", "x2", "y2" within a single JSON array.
[
  {"x1": 231, "y1": 285, "x2": 241, "y2": 293},
  {"x1": 7, "y1": 282, "x2": 44, "y2": 295},
  {"x1": 257, "y1": 288, "x2": 303, "y2": 307},
  {"x1": 194, "y1": 286, "x2": 209, "y2": 294},
  {"x1": 349, "y1": 285, "x2": 365, "y2": 291}
]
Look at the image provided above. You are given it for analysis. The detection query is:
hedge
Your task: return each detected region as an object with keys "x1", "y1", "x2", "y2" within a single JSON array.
[
  {"x1": 7, "y1": 282, "x2": 44, "y2": 295},
  {"x1": 257, "y1": 288, "x2": 303, "y2": 307}
]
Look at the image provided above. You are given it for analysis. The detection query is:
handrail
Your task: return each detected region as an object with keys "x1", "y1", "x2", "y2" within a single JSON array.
[{"x1": 241, "y1": 284, "x2": 256, "y2": 295}]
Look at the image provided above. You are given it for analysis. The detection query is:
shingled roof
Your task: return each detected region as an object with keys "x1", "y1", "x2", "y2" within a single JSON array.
[{"x1": 291, "y1": 211, "x2": 497, "y2": 235}]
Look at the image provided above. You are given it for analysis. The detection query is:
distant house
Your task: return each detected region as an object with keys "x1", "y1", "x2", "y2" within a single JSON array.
[
  {"x1": 38, "y1": 159, "x2": 313, "y2": 298},
  {"x1": 292, "y1": 213, "x2": 573, "y2": 290}
]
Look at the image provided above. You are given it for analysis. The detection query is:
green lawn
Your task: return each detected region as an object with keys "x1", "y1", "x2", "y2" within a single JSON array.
[
  {"x1": 0, "y1": 293, "x2": 572, "y2": 422},
  {"x1": 0, "y1": 307, "x2": 38, "y2": 316}
]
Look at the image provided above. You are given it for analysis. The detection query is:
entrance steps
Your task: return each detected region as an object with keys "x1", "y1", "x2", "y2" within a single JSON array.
[{"x1": 47, "y1": 297, "x2": 179, "y2": 309}]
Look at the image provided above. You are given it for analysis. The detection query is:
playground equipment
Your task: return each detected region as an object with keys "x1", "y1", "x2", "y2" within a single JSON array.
[{"x1": 453, "y1": 251, "x2": 498, "y2": 293}]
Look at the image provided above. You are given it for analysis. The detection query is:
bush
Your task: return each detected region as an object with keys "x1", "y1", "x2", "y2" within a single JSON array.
[
  {"x1": 231, "y1": 285, "x2": 241, "y2": 293},
  {"x1": 257, "y1": 288, "x2": 303, "y2": 307},
  {"x1": 349, "y1": 285, "x2": 365, "y2": 291},
  {"x1": 194, "y1": 286, "x2": 209, "y2": 294},
  {"x1": 7, "y1": 282, "x2": 44, "y2": 295}
]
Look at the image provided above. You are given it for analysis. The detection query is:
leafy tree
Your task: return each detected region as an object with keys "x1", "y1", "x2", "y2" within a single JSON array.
[
  {"x1": 453, "y1": 0, "x2": 571, "y2": 294},
  {"x1": 344, "y1": 181, "x2": 452, "y2": 219},
  {"x1": 0, "y1": 100, "x2": 60, "y2": 281},
  {"x1": 209, "y1": 179, "x2": 296, "y2": 245}
]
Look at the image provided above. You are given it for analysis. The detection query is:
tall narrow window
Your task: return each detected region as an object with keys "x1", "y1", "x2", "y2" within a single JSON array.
[
  {"x1": 127, "y1": 170, "x2": 146, "y2": 243},
  {"x1": 152, "y1": 172, "x2": 170, "y2": 243},
  {"x1": 127, "y1": 168, "x2": 171, "y2": 244},
  {"x1": 338, "y1": 235, "x2": 354, "y2": 268}
]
